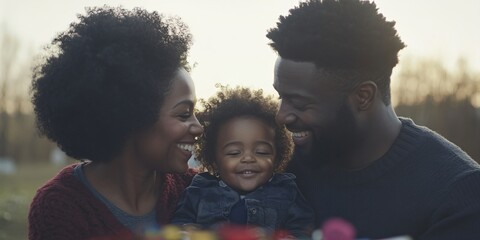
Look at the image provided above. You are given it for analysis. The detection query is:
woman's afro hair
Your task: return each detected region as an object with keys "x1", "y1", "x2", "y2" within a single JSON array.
[
  {"x1": 267, "y1": 0, "x2": 405, "y2": 71},
  {"x1": 195, "y1": 86, "x2": 293, "y2": 174},
  {"x1": 31, "y1": 6, "x2": 192, "y2": 162}
]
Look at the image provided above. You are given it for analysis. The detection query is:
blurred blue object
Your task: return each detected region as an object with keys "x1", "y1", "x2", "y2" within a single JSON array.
[{"x1": 0, "y1": 157, "x2": 16, "y2": 175}]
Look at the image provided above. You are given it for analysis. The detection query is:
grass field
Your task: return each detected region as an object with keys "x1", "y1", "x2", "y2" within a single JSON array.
[{"x1": 0, "y1": 162, "x2": 72, "y2": 240}]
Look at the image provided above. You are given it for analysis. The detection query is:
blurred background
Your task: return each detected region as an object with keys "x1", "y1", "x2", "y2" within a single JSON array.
[{"x1": 0, "y1": 0, "x2": 479, "y2": 239}]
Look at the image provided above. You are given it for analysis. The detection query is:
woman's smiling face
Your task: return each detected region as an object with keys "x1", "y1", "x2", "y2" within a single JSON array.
[{"x1": 134, "y1": 68, "x2": 204, "y2": 173}]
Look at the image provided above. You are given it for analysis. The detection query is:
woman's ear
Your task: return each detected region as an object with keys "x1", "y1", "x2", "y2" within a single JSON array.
[{"x1": 351, "y1": 81, "x2": 377, "y2": 111}]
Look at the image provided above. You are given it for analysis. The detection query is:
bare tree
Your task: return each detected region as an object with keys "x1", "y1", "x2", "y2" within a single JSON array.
[
  {"x1": 394, "y1": 57, "x2": 480, "y2": 162},
  {"x1": 0, "y1": 24, "x2": 20, "y2": 156}
]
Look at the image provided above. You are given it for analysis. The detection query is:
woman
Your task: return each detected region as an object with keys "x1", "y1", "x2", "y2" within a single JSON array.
[{"x1": 28, "y1": 6, "x2": 203, "y2": 240}]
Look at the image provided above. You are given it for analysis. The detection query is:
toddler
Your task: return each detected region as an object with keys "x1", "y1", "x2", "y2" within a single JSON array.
[{"x1": 172, "y1": 87, "x2": 314, "y2": 238}]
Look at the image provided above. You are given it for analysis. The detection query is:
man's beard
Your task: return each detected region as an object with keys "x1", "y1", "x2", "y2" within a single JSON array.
[{"x1": 303, "y1": 101, "x2": 359, "y2": 168}]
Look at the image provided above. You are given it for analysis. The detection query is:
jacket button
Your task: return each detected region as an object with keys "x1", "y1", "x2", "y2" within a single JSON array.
[
  {"x1": 250, "y1": 208, "x2": 257, "y2": 214},
  {"x1": 223, "y1": 208, "x2": 230, "y2": 217}
]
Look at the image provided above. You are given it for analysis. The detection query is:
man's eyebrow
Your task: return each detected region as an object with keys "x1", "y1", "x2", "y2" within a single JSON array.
[
  {"x1": 273, "y1": 84, "x2": 308, "y2": 99},
  {"x1": 280, "y1": 92, "x2": 310, "y2": 101}
]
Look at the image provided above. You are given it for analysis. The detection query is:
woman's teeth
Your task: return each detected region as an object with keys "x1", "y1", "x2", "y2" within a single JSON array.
[
  {"x1": 177, "y1": 144, "x2": 194, "y2": 152},
  {"x1": 292, "y1": 131, "x2": 309, "y2": 138}
]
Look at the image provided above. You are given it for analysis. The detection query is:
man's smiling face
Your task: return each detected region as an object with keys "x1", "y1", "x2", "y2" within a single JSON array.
[{"x1": 273, "y1": 57, "x2": 358, "y2": 165}]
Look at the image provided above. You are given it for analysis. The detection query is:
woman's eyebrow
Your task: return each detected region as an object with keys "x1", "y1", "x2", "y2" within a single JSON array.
[{"x1": 172, "y1": 100, "x2": 194, "y2": 109}]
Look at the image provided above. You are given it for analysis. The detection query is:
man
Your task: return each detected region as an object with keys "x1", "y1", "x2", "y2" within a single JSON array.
[{"x1": 267, "y1": 0, "x2": 480, "y2": 239}]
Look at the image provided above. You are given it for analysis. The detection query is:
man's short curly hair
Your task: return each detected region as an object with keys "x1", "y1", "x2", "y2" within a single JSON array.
[
  {"x1": 31, "y1": 6, "x2": 192, "y2": 162},
  {"x1": 267, "y1": 0, "x2": 405, "y2": 105},
  {"x1": 196, "y1": 86, "x2": 293, "y2": 174}
]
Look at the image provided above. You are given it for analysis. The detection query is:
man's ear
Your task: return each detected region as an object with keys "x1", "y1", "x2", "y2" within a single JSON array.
[{"x1": 351, "y1": 81, "x2": 377, "y2": 111}]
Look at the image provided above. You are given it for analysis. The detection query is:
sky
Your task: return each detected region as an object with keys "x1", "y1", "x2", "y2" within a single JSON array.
[{"x1": 1, "y1": 0, "x2": 479, "y2": 102}]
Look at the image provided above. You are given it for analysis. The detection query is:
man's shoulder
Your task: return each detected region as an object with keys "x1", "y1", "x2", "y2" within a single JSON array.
[
  {"x1": 401, "y1": 117, "x2": 478, "y2": 168},
  {"x1": 444, "y1": 169, "x2": 480, "y2": 204},
  {"x1": 421, "y1": 127, "x2": 477, "y2": 167},
  {"x1": 400, "y1": 118, "x2": 479, "y2": 191}
]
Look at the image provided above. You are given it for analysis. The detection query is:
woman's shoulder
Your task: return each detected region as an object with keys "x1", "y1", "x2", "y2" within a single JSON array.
[
  {"x1": 29, "y1": 163, "x2": 130, "y2": 239},
  {"x1": 156, "y1": 169, "x2": 199, "y2": 224},
  {"x1": 159, "y1": 168, "x2": 198, "y2": 199},
  {"x1": 32, "y1": 163, "x2": 81, "y2": 199},
  {"x1": 162, "y1": 168, "x2": 198, "y2": 188},
  {"x1": 28, "y1": 163, "x2": 94, "y2": 238},
  {"x1": 29, "y1": 162, "x2": 109, "y2": 217}
]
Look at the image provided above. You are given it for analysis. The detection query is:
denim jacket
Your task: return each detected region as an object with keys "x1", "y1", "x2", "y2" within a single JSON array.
[{"x1": 171, "y1": 172, "x2": 314, "y2": 237}]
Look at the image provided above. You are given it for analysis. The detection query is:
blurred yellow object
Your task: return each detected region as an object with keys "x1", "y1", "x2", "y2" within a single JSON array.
[
  {"x1": 143, "y1": 225, "x2": 183, "y2": 240},
  {"x1": 162, "y1": 225, "x2": 183, "y2": 240},
  {"x1": 189, "y1": 230, "x2": 218, "y2": 240}
]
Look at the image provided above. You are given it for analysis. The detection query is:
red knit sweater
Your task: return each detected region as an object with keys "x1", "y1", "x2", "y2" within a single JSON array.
[{"x1": 28, "y1": 164, "x2": 195, "y2": 240}]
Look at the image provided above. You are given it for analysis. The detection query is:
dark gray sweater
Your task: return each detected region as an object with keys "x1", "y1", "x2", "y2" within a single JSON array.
[{"x1": 287, "y1": 118, "x2": 480, "y2": 239}]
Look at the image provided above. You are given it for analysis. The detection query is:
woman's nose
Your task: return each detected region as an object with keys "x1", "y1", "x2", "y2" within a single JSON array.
[{"x1": 190, "y1": 115, "x2": 204, "y2": 136}]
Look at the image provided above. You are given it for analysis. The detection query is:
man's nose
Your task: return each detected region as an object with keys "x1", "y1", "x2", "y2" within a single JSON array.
[{"x1": 276, "y1": 100, "x2": 296, "y2": 126}]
